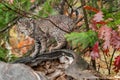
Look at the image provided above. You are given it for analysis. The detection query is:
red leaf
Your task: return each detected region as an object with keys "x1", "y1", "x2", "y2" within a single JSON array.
[
  {"x1": 84, "y1": 5, "x2": 99, "y2": 13},
  {"x1": 103, "y1": 49, "x2": 109, "y2": 56},
  {"x1": 89, "y1": 11, "x2": 106, "y2": 31},
  {"x1": 96, "y1": 21, "x2": 106, "y2": 25},
  {"x1": 111, "y1": 31, "x2": 120, "y2": 50},
  {"x1": 113, "y1": 55, "x2": 120, "y2": 73},
  {"x1": 93, "y1": 11, "x2": 104, "y2": 22},
  {"x1": 98, "y1": 25, "x2": 112, "y2": 54},
  {"x1": 90, "y1": 42, "x2": 100, "y2": 60},
  {"x1": 89, "y1": 20, "x2": 98, "y2": 31}
]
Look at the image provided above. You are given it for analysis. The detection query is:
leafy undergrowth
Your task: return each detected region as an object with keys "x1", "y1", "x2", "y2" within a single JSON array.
[
  {"x1": 66, "y1": 5, "x2": 120, "y2": 78},
  {"x1": 0, "y1": 0, "x2": 120, "y2": 79},
  {"x1": 83, "y1": 48, "x2": 120, "y2": 78}
]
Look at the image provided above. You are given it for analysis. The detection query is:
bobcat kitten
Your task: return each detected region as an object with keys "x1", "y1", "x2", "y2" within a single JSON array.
[{"x1": 17, "y1": 15, "x2": 74, "y2": 57}]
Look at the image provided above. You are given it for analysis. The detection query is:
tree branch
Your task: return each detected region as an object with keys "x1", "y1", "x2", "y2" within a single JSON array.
[
  {"x1": 109, "y1": 49, "x2": 116, "y2": 74},
  {"x1": 0, "y1": 1, "x2": 42, "y2": 33},
  {"x1": 80, "y1": 0, "x2": 89, "y2": 31}
]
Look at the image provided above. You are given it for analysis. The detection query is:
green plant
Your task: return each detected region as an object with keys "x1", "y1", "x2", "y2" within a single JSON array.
[{"x1": 65, "y1": 30, "x2": 98, "y2": 49}]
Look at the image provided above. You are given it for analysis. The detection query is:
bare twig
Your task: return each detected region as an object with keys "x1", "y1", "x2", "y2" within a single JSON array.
[
  {"x1": 64, "y1": 0, "x2": 73, "y2": 9},
  {"x1": 2, "y1": 3, "x2": 29, "y2": 17},
  {"x1": 0, "y1": 1, "x2": 42, "y2": 33},
  {"x1": 0, "y1": 17, "x2": 20, "y2": 33},
  {"x1": 109, "y1": 49, "x2": 116, "y2": 74},
  {"x1": 100, "y1": 47, "x2": 109, "y2": 73},
  {"x1": 71, "y1": 0, "x2": 78, "y2": 6},
  {"x1": 80, "y1": 0, "x2": 89, "y2": 31},
  {"x1": 1, "y1": 1, "x2": 73, "y2": 34},
  {"x1": 41, "y1": 18, "x2": 71, "y2": 33}
]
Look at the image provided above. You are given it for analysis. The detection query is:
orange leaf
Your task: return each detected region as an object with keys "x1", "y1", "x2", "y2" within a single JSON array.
[
  {"x1": 17, "y1": 37, "x2": 34, "y2": 54},
  {"x1": 21, "y1": 47, "x2": 28, "y2": 54},
  {"x1": 84, "y1": 5, "x2": 99, "y2": 13},
  {"x1": 17, "y1": 41, "x2": 25, "y2": 48},
  {"x1": 96, "y1": 21, "x2": 107, "y2": 25}
]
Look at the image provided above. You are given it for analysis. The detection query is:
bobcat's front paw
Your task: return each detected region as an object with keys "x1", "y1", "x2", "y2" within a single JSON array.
[
  {"x1": 49, "y1": 42, "x2": 65, "y2": 52},
  {"x1": 40, "y1": 49, "x2": 46, "y2": 54},
  {"x1": 30, "y1": 49, "x2": 40, "y2": 57},
  {"x1": 49, "y1": 46, "x2": 57, "y2": 52},
  {"x1": 30, "y1": 52, "x2": 38, "y2": 57}
]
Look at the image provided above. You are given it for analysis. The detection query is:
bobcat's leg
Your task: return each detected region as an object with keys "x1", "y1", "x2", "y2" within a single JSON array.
[
  {"x1": 49, "y1": 29, "x2": 66, "y2": 51},
  {"x1": 30, "y1": 40, "x2": 40, "y2": 57},
  {"x1": 40, "y1": 38, "x2": 47, "y2": 53},
  {"x1": 30, "y1": 38, "x2": 47, "y2": 57},
  {"x1": 49, "y1": 38, "x2": 66, "y2": 51}
]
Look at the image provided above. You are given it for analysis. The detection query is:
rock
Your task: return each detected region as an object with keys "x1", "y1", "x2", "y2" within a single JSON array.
[
  {"x1": 65, "y1": 54, "x2": 99, "y2": 80},
  {"x1": 0, "y1": 61, "x2": 48, "y2": 80}
]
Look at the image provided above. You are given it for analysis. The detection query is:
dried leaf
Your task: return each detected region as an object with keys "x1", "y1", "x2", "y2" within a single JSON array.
[
  {"x1": 90, "y1": 41, "x2": 100, "y2": 60},
  {"x1": 113, "y1": 55, "x2": 120, "y2": 73},
  {"x1": 84, "y1": 5, "x2": 99, "y2": 13}
]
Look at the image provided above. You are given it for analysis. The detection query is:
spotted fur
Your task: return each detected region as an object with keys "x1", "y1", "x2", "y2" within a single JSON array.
[{"x1": 17, "y1": 15, "x2": 74, "y2": 57}]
